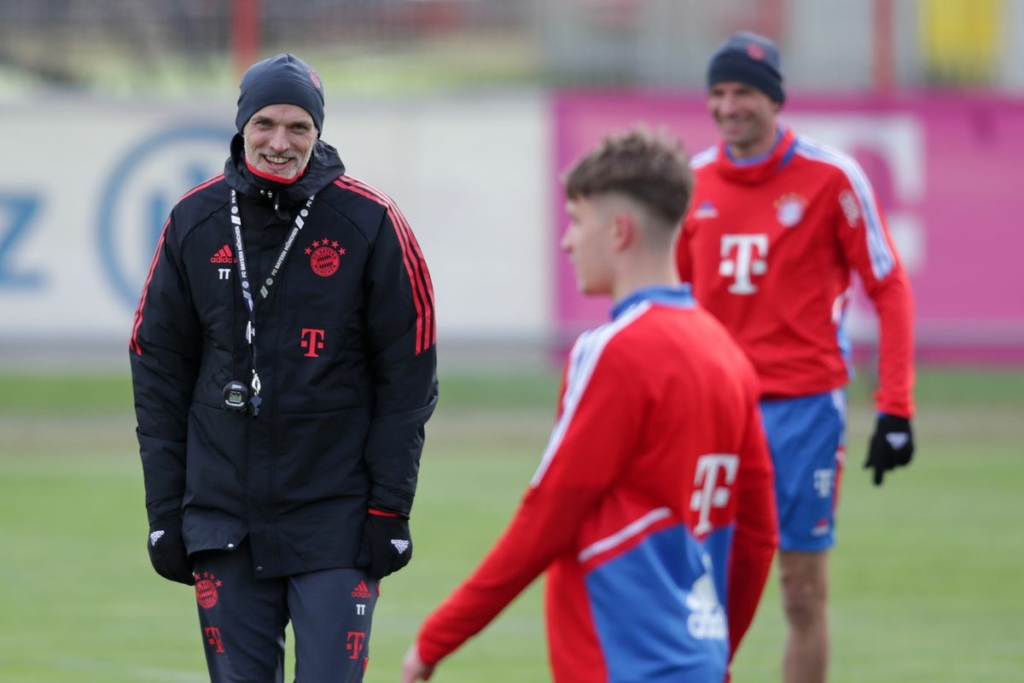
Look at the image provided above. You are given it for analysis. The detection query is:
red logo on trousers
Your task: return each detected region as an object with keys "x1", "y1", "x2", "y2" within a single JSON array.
[
  {"x1": 300, "y1": 328, "x2": 326, "y2": 357},
  {"x1": 204, "y1": 626, "x2": 226, "y2": 654},
  {"x1": 195, "y1": 572, "x2": 222, "y2": 609},
  {"x1": 346, "y1": 631, "x2": 366, "y2": 660}
]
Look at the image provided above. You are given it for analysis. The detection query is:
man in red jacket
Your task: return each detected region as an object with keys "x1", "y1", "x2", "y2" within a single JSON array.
[
  {"x1": 402, "y1": 127, "x2": 777, "y2": 682},
  {"x1": 676, "y1": 32, "x2": 916, "y2": 683}
]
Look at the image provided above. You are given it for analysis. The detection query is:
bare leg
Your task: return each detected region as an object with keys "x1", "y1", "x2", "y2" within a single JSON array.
[{"x1": 778, "y1": 550, "x2": 829, "y2": 683}]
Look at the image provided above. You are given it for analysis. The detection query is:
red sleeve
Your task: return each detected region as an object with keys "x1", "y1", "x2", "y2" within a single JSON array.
[
  {"x1": 833, "y1": 172, "x2": 915, "y2": 418},
  {"x1": 416, "y1": 344, "x2": 644, "y2": 665},
  {"x1": 726, "y1": 403, "x2": 778, "y2": 657},
  {"x1": 868, "y1": 270, "x2": 915, "y2": 417}
]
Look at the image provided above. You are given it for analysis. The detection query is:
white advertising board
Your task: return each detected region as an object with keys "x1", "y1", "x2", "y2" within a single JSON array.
[{"x1": 0, "y1": 93, "x2": 550, "y2": 364}]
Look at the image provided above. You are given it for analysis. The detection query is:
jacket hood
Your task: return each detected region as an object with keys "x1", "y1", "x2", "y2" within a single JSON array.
[{"x1": 224, "y1": 135, "x2": 346, "y2": 206}]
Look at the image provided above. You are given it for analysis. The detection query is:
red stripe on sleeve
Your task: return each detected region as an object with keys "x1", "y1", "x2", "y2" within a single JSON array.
[
  {"x1": 368, "y1": 508, "x2": 403, "y2": 518},
  {"x1": 334, "y1": 176, "x2": 436, "y2": 354},
  {"x1": 129, "y1": 174, "x2": 224, "y2": 356},
  {"x1": 129, "y1": 219, "x2": 169, "y2": 355},
  {"x1": 335, "y1": 176, "x2": 435, "y2": 352}
]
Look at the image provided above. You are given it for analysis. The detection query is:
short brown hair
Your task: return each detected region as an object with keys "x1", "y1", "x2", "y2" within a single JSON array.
[{"x1": 563, "y1": 127, "x2": 693, "y2": 227}]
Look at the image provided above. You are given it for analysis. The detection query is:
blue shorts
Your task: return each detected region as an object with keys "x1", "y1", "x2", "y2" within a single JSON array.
[{"x1": 759, "y1": 389, "x2": 847, "y2": 552}]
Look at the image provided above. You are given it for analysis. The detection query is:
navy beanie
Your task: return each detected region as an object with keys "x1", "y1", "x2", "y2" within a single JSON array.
[
  {"x1": 235, "y1": 53, "x2": 325, "y2": 135},
  {"x1": 707, "y1": 32, "x2": 785, "y2": 104}
]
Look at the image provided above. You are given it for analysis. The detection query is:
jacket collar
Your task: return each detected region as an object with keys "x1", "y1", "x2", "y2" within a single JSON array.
[
  {"x1": 224, "y1": 135, "x2": 346, "y2": 208},
  {"x1": 611, "y1": 284, "x2": 696, "y2": 320},
  {"x1": 714, "y1": 126, "x2": 797, "y2": 185}
]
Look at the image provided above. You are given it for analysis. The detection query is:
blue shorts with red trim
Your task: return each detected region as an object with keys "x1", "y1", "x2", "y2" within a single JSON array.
[{"x1": 759, "y1": 389, "x2": 846, "y2": 552}]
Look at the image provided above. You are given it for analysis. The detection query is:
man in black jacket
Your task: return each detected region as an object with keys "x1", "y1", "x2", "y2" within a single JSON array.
[{"x1": 130, "y1": 53, "x2": 438, "y2": 682}]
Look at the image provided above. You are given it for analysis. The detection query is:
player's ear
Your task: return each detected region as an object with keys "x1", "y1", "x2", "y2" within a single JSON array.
[{"x1": 611, "y1": 211, "x2": 636, "y2": 252}]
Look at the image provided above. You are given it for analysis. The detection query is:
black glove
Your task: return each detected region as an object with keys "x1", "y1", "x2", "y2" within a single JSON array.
[
  {"x1": 147, "y1": 515, "x2": 195, "y2": 585},
  {"x1": 357, "y1": 512, "x2": 413, "y2": 579},
  {"x1": 864, "y1": 414, "x2": 915, "y2": 486}
]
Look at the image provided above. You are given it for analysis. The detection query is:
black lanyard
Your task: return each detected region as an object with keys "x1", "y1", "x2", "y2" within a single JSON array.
[{"x1": 229, "y1": 189, "x2": 316, "y2": 414}]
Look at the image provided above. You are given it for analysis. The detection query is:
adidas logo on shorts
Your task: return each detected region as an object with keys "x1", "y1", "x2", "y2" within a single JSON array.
[{"x1": 390, "y1": 539, "x2": 410, "y2": 554}]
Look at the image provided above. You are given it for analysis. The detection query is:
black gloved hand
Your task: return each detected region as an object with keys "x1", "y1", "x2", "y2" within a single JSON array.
[
  {"x1": 357, "y1": 511, "x2": 413, "y2": 579},
  {"x1": 147, "y1": 515, "x2": 195, "y2": 585},
  {"x1": 864, "y1": 414, "x2": 915, "y2": 486}
]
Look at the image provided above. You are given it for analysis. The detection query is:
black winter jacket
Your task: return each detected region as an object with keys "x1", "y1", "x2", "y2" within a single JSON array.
[{"x1": 130, "y1": 137, "x2": 437, "y2": 578}]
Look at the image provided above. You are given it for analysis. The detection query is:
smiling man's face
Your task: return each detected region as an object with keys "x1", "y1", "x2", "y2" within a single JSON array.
[{"x1": 242, "y1": 103, "x2": 317, "y2": 180}]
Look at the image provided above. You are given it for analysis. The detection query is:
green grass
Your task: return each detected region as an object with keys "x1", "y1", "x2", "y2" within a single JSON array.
[
  {"x1": 1, "y1": 366, "x2": 1022, "y2": 682},
  {"x1": 0, "y1": 374, "x2": 134, "y2": 414}
]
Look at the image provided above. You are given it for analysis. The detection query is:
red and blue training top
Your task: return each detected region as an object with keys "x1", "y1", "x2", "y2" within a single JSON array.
[
  {"x1": 416, "y1": 286, "x2": 778, "y2": 682},
  {"x1": 676, "y1": 127, "x2": 915, "y2": 417}
]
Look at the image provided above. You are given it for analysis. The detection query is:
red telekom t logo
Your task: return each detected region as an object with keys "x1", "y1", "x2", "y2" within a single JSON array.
[
  {"x1": 719, "y1": 234, "x2": 768, "y2": 295},
  {"x1": 204, "y1": 626, "x2": 226, "y2": 654},
  {"x1": 690, "y1": 454, "x2": 740, "y2": 536},
  {"x1": 300, "y1": 328, "x2": 326, "y2": 357},
  {"x1": 346, "y1": 631, "x2": 367, "y2": 660}
]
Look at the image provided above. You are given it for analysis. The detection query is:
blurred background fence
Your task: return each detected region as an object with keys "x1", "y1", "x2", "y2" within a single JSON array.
[
  {"x1": 2, "y1": 0, "x2": 1022, "y2": 92},
  {"x1": 0, "y1": 0, "x2": 1022, "y2": 371}
]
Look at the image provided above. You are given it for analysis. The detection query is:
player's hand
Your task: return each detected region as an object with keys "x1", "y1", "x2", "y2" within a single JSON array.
[
  {"x1": 401, "y1": 644, "x2": 435, "y2": 682},
  {"x1": 357, "y1": 511, "x2": 413, "y2": 579},
  {"x1": 147, "y1": 515, "x2": 195, "y2": 585},
  {"x1": 864, "y1": 414, "x2": 915, "y2": 486}
]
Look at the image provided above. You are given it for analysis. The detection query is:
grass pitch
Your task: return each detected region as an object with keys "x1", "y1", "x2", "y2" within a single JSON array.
[{"x1": 0, "y1": 367, "x2": 1022, "y2": 682}]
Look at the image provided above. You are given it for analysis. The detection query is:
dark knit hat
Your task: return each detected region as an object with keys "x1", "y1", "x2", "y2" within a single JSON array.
[
  {"x1": 707, "y1": 32, "x2": 785, "y2": 104},
  {"x1": 235, "y1": 53, "x2": 325, "y2": 135}
]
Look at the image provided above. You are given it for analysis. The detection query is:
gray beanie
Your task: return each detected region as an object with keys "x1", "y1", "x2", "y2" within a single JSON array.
[
  {"x1": 707, "y1": 32, "x2": 785, "y2": 104},
  {"x1": 235, "y1": 53, "x2": 325, "y2": 135}
]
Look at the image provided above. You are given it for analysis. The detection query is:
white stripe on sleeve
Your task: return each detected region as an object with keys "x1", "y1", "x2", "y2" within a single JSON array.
[
  {"x1": 530, "y1": 302, "x2": 651, "y2": 487},
  {"x1": 795, "y1": 137, "x2": 896, "y2": 279}
]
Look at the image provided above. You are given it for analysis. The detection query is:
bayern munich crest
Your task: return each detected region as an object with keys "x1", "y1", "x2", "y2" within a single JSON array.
[
  {"x1": 775, "y1": 193, "x2": 807, "y2": 228},
  {"x1": 194, "y1": 571, "x2": 223, "y2": 609},
  {"x1": 305, "y1": 238, "x2": 346, "y2": 277},
  {"x1": 307, "y1": 67, "x2": 322, "y2": 90}
]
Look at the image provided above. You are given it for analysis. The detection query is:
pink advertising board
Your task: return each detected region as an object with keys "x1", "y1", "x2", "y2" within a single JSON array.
[{"x1": 552, "y1": 91, "x2": 1024, "y2": 361}]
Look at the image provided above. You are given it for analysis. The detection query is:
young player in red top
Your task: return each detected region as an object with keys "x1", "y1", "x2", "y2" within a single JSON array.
[
  {"x1": 676, "y1": 32, "x2": 916, "y2": 683},
  {"x1": 401, "y1": 128, "x2": 778, "y2": 683}
]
